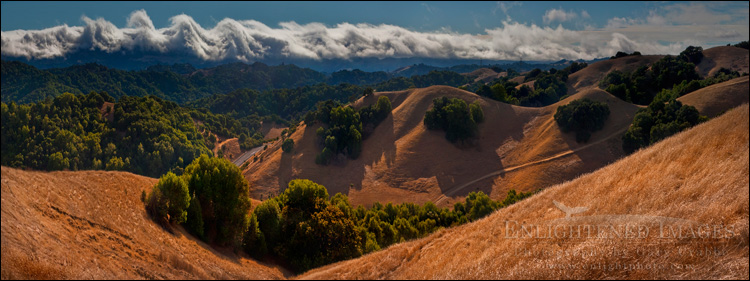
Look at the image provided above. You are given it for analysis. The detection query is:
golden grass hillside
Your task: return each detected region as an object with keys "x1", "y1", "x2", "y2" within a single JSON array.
[
  {"x1": 678, "y1": 75, "x2": 749, "y2": 118},
  {"x1": 299, "y1": 103, "x2": 749, "y2": 280},
  {"x1": 697, "y1": 46, "x2": 749, "y2": 77},
  {"x1": 566, "y1": 55, "x2": 663, "y2": 92},
  {"x1": 0, "y1": 168, "x2": 286, "y2": 280},
  {"x1": 243, "y1": 86, "x2": 639, "y2": 208}
]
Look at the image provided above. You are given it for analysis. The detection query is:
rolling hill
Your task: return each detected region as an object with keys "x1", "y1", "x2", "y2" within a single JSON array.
[
  {"x1": 242, "y1": 86, "x2": 641, "y2": 207},
  {"x1": 0, "y1": 167, "x2": 286, "y2": 279},
  {"x1": 565, "y1": 55, "x2": 663, "y2": 92},
  {"x1": 298, "y1": 103, "x2": 749, "y2": 280},
  {"x1": 677, "y1": 76, "x2": 750, "y2": 118},
  {"x1": 697, "y1": 46, "x2": 749, "y2": 77}
]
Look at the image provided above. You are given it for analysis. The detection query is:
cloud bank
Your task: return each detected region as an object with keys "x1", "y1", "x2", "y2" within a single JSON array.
[{"x1": 0, "y1": 9, "x2": 720, "y2": 63}]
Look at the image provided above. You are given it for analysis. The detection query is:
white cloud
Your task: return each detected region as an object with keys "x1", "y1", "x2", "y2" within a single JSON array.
[
  {"x1": 581, "y1": 10, "x2": 590, "y2": 19},
  {"x1": 0, "y1": 9, "x2": 737, "y2": 63},
  {"x1": 493, "y1": 1, "x2": 521, "y2": 16},
  {"x1": 543, "y1": 8, "x2": 578, "y2": 24}
]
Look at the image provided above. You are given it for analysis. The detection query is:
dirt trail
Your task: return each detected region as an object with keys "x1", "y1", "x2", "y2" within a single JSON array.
[{"x1": 434, "y1": 127, "x2": 628, "y2": 205}]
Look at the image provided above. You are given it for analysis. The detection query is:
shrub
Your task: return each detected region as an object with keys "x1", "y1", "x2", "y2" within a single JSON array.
[
  {"x1": 282, "y1": 138, "x2": 294, "y2": 153},
  {"x1": 145, "y1": 186, "x2": 168, "y2": 224},
  {"x1": 554, "y1": 98, "x2": 610, "y2": 143},
  {"x1": 147, "y1": 172, "x2": 190, "y2": 224}
]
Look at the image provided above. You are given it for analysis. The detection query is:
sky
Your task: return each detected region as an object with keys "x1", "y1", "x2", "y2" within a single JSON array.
[{"x1": 1, "y1": 1, "x2": 748, "y2": 62}]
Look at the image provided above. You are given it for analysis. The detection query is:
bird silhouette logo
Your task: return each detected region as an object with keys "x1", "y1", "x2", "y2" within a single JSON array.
[{"x1": 553, "y1": 200, "x2": 588, "y2": 219}]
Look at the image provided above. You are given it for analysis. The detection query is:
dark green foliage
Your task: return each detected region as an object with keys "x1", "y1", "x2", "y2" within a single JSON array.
[
  {"x1": 188, "y1": 84, "x2": 363, "y2": 125},
  {"x1": 469, "y1": 101, "x2": 484, "y2": 123},
  {"x1": 622, "y1": 95, "x2": 707, "y2": 154},
  {"x1": 733, "y1": 41, "x2": 749, "y2": 50},
  {"x1": 424, "y1": 97, "x2": 484, "y2": 143},
  {"x1": 359, "y1": 96, "x2": 392, "y2": 134},
  {"x1": 554, "y1": 98, "x2": 610, "y2": 143},
  {"x1": 1, "y1": 60, "x2": 327, "y2": 104},
  {"x1": 243, "y1": 214, "x2": 267, "y2": 258},
  {"x1": 373, "y1": 70, "x2": 470, "y2": 91},
  {"x1": 253, "y1": 199, "x2": 282, "y2": 252},
  {"x1": 272, "y1": 180, "x2": 359, "y2": 272},
  {"x1": 599, "y1": 47, "x2": 704, "y2": 105},
  {"x1": 246, "y1": 178, "x2": 532, "y2": 273},
  {"x1": 282, "y1": 138, "x2": 294, "y2": 153},
  {"x1": 182, "y1": 155, "x2": 251, "y2": 246},
  {"x1": 524, "y1": 68, "x2": 543, "y2": 82},
  {"x1": 477, "y1": 67, "x2": 568, "y2": 107},
  {"x1": 362, "y1": 87, "x2": 375, "y2": 97},
  {"x1": 610, "y1": 51, "x2": 642, "y2": 59},
  {"x1": 186, "y1": 194, "x2": 205, "y2": 239},
  {"x1": 410, "y1": 70, "x2": 471, "y2": 88},
  {"x1": 312, "y1": 96, "x2": 392, "y2": 165},
  {"x1": 678, "y1": 46, "x2": 704, "y2": 65},
  {"x1": 328, "y1": 69, "x2": 391, "y2": 85},
  {"x1": 147, "y1": 172, "x2": 190, "y2": 224},
  {"x1": 0, "y1": 91, "x2": 268, "y2": 177}
]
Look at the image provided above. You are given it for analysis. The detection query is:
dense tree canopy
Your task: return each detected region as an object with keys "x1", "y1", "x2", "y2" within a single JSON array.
[
  {"x1": 554, "y1": 98, "x2": 610, "y2": 143},
  {"x1": 424, "y1": 97, "x2": 484, "y2": 143},
  {"x1": 0, "y1": 91, "x2": 265, "y2": 177},
  {"x1": 243, "y1": 178, "x2": 532, "y2": 273},
  {"x1": 622, "y1": 94, "x2": 706, "y2": 154}
]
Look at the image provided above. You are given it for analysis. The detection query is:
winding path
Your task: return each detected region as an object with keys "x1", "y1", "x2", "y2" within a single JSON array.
[{"x1": 433, "y1": 127, "x2": 628, "y2": 205}]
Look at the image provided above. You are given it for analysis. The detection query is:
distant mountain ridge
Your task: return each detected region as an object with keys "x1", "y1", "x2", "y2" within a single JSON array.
[{"x1": 1, "y1": 58, "x2": 601, "y2": 104}]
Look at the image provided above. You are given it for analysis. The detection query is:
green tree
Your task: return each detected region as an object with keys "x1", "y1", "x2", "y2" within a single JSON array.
[
  {"x1": 149, "y1": 172, "x2": 190, "y2": 224},
  {"x1": 282, "y1": 138, "x2": 294, "y2": 153},
  {"x1": 183, "y1": 155, "x2": 252, "y2": 246},
  {"x1": 554, "y1": 98, "x2": 610, "y2": 143}
]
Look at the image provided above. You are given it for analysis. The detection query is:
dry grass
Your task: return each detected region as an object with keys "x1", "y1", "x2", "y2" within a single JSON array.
[
  {"x1": 1, "y1": 248, "x2": 67, "y2": 280},
  {"x1": 298, "y1": 104, "x2": 749, "y2": 279},
  {"x1": 678, "y1": 76, "x2": 749, "y2": 118},
  {"x1": 464, "y1": 68, "x2": 506, "y2": 84},
  {"x1": 244, "y1": 85, "x2": 640, "y2": 208},
  {"x1": 566, "y1": 55, "x2": 663, "y2": 92},
  {"x1": 697, "y1": 46, "x2": 749, "y2": 77},
  {"x1": 0, "y1": 167, "x2": 288, "y2": 279},
  {"x1": 261, "y1": 121, "x2": 287, "y2": 139},
  {"x1": 213, "y1": 137, "x2": 242, "y2": 161}
]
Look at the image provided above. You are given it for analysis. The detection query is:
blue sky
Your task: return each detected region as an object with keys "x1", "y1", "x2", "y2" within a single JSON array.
[
  {"x1": 1, "y1": 1, "x2": 747, "y2": 62},
  {"x1": 0, "y1": 1, "x2": 703, "y2": 33}
]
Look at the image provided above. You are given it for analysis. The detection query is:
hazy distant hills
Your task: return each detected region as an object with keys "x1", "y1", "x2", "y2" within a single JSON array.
[{"x1": 1, "y1": 58, "x2": 593, "y2": 104}]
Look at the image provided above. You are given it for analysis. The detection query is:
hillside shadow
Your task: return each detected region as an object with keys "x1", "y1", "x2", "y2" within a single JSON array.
[
  {"x1": 334, "y1": 112, "x2": 397, "y2": 193},
  {"x1": 170, "y1": 224, "x2": 295, "y2": 277},
  {"x1": 276, "y1": 140, "x2": 295, "y2": 196},
  {"x1": 425, "y1": 100, "x2": 527, "y2": 200},
  {"x1": 366, "y1": 113, "x2": 398, "y2": 169}
]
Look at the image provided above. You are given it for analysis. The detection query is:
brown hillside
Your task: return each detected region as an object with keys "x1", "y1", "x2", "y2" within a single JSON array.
[
  {"x1": 261, "y1": 121, "x2": 287, "y2": 139},
  {"x1": 299, "y1": 104, "x2": 749, "y2": 280},
  {"x1": 508, "y1": 75, "x2": 525, "y2": 84},
  {"x1": 244, "y1": 86, "x2": 638, "y2": 208},
  {"x1": 566, "y1": 55, "x2": 662, "y2": 93},
  {"x1": 464, "y1": 68, "x2": 506, "y2": 84},
  {"x1": 0, "y1": 168, "x2": 286, "y2": 280},
  {"x1": 697, "y1": 46, "x2": 749, "y2": 77},
  {"x1": 214, "y1": 137, "x2": 242, "y2": 161},
  {"x1": 678, "y1": 76, "x2": 750, "y2": 118}
]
